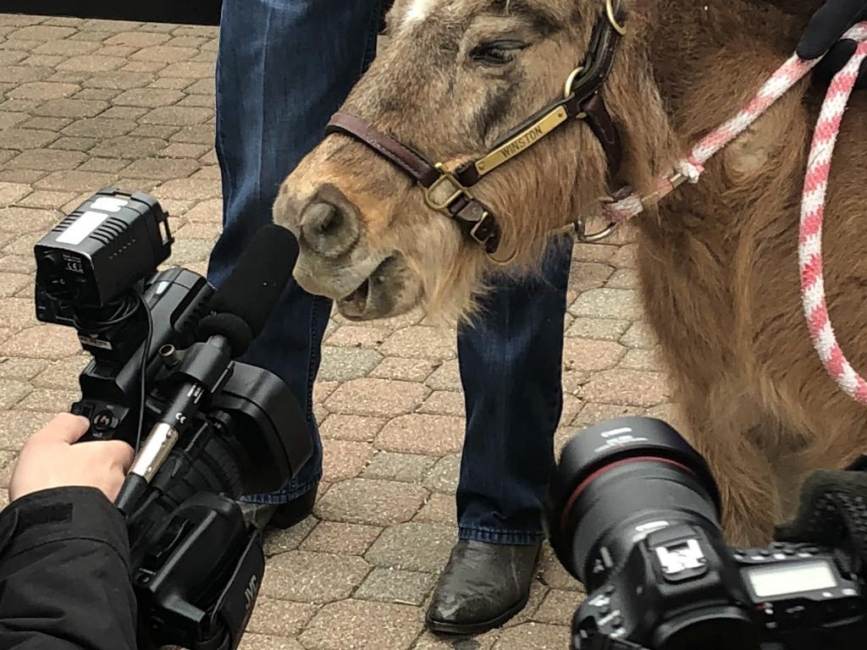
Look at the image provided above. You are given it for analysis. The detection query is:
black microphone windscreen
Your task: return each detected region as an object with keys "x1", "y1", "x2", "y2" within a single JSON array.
[
  {"x1": 198, "y1": 313, "x2": 253, "y2": 357},
  {"x1": 209, "y1": 224, "x2": 295, "y2": 342}
]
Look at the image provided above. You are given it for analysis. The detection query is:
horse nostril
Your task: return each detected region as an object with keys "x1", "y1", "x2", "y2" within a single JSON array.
[
  {"x1": 299, "y1": 200, "x2": 359, "y2": 258},
  {"x1": 305, "y1": 202, "x2": 342, "y2": 236}
]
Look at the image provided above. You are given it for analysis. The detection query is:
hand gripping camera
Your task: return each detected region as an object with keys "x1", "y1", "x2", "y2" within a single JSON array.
[
  {"x1": 34, "y1": 188, "x2": 311, "y2": 650},
  {"x1": 547, "y1": 416, "x2": 867, "y2": 650}
]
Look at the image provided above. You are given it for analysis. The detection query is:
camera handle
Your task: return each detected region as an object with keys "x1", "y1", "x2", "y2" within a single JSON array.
[{"x1": 133, "y1": 493, "x2": 264, "y2": 650}]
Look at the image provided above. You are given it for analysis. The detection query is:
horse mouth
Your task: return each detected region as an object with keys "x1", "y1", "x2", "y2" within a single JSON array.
[
  {"x1": 338, "y1": 275, "x2": 374, "y2": 316},
  {"x1": 337, "y1": 254, "x2": 415, "y2": 321}
]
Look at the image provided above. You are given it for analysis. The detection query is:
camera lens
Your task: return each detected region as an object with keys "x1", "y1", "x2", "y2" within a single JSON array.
[{"x1": 547, "y1": 416, "x2": 722, "y2": 589}]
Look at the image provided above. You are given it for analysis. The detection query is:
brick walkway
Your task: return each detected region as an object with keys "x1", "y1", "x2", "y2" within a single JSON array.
[{"x1": 0, "y1": 14, "x2": 672, "y2": 650}]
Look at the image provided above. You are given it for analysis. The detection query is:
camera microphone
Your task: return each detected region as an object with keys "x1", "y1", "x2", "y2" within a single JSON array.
[
  {"x1": 116, "y1": 224, "x2": 295, "y2": 514},
  {"x1": 197, "y1": 223, "x2": 296, "y2": 356}
]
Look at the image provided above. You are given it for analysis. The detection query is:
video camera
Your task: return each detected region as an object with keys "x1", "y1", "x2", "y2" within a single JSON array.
[
  {"x1": 547, "y1": 416, "x2": 867, "y2": 650},
  {"x1": 33, "y1": 188, "x2": 311, "y2": 650}
]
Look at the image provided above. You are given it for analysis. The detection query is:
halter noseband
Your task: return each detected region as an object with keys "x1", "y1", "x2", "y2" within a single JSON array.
[{"x1": 325, "y1": 0, "x2": 627, "y2": 258}]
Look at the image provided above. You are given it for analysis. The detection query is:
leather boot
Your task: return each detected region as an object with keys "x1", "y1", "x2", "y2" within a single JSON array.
[{"x1": 426, "y1": 540, "x2": 541, "y2": 635}]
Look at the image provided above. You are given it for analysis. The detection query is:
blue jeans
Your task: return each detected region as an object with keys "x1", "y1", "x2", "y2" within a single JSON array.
[{"x1": 209, "y1": 0, "x2": 571, "y2": 544}]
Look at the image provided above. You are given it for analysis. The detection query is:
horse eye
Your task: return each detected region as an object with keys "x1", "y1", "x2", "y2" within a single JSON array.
[{"x1": 470, "y1": 40, "x2": 526, "y2": 65}]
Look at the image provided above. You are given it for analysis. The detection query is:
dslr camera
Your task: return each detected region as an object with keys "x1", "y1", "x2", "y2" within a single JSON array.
[
  {"x1": 547, "y1": 416, "x2": 867, "y2": 650},
  {"x1": 33, "y1": 188, "x2": 310, "y2": 650}
]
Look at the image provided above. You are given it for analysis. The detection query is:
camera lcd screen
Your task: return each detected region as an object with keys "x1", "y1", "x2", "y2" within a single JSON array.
[{"x1": 746, "y1": 559, "x2": 837, "y2": 598}]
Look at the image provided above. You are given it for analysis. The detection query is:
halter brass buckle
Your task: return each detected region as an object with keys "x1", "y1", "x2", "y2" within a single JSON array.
[
  {"x1": 563, "y1": 66, "x2": 585, "y2": 100},
  {"x1": 468, "y1": 212, "x2": 494, "y2": 246},
  {"x1": 605, "y1": 0, "x2": 627, "y2": 36},
  {"x1": 424, "y1": 164, "x2": 472, "y2": 212},
  {"x1": 562, "y1": 68, "x2": 589, "y2": 120},
  {"x1": 573, "y1": 215, "x2": 617, "y2": 243}
]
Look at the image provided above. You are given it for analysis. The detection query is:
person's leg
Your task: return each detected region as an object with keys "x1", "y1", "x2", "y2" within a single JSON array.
[
  {"x1": 456, "y1": 237, "x2": 573, "y2": 543},
  {"x1": 209, "y1": 0, "x2": 382, "y2": 511},
  {"x1": 427, "y1": 235, "x2": 572, "y2": 634}
]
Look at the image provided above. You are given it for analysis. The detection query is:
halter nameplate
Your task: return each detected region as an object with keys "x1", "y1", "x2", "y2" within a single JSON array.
[{"x1": 475, "y1": 106, "x2": 570, "y2": 177}]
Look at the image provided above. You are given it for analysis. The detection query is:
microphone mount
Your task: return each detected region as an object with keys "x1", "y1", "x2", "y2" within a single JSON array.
[{"x1": 116, "y1": 334, "x2": 234, "y2": 514}]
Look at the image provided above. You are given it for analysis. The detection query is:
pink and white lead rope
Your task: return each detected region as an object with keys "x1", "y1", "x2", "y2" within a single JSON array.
[
  {"x1": 800, "y1": 24, "x2": 867, "y2": 405},
  {"x1": 598, "y1": 22, "x2": 867, "y2": 405}
]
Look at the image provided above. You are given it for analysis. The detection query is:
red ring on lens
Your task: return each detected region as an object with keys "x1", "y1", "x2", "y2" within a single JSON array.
[{"x1": 559, "y1": 456, "x2": 697, "y2": 532}]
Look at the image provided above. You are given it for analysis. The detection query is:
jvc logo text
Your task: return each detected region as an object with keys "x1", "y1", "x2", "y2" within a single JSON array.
[{"x1": 244, "y1": 574, "x2": 259, "y2": 612}]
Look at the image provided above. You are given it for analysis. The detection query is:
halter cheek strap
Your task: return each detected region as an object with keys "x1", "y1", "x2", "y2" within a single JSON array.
[{"x1": 326, "y1": 113, "x2": 502, "y2": 254}]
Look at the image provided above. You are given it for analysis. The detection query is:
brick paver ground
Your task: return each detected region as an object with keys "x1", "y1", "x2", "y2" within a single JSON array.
[{"x1": 0, "y1": 14, "x2": 674, "y2": 649}]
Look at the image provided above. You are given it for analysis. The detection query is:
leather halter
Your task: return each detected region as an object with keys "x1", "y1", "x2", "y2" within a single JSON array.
[{"x1": 325, "y1": 0, "x2": 627, "y2": 257}]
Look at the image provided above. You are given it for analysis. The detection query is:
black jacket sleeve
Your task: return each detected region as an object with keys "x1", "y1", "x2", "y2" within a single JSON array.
[{"x1": 0, "y1": 486, "x2": 137, "y2": 649}]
